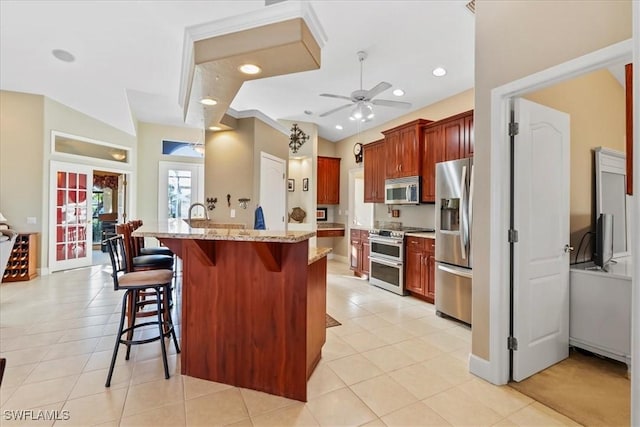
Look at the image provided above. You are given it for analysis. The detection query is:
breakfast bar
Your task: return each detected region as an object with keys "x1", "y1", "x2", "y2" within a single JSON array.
[{"x1": 133, "y1": 219, "x2": 330, "y2": 402}]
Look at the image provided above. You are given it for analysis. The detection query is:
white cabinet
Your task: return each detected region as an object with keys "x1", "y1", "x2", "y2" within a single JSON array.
[{"x1": 569, "y1": 256, "x2": 632, "y2": 369}]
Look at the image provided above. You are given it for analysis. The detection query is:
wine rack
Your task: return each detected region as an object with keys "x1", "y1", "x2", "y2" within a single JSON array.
[{"x1": 2, "y1": 233, "x2": 38, "y2": 282}]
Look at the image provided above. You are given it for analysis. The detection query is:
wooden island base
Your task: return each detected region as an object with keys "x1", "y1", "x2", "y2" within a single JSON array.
[{"x1": 158, "y1": 237, "x2": 327, "y2": 402}]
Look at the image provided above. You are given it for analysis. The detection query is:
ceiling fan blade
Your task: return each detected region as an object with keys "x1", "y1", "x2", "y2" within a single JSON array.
[
  {"x1": 365, "y1": 82, "x2": 392, "y2": 99},
  {"x1": 320, "y1": 93, "x2": 353, "y2": 101},
  {"x1": 319, "y1": 103, "x2": 352, "y2": 117},
  {"x1": 372, "y1": 99, "x2": 412, "y2": 109}
]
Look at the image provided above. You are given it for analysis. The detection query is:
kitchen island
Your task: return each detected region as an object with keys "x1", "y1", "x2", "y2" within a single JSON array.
[{"x1": 133, "y1": 219, "x2": 330, "y2": 401}]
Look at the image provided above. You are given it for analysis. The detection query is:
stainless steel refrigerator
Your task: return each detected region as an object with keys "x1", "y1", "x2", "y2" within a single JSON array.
[{"x1": 435, "y1": 158, "x2": 473, "y2": 325}]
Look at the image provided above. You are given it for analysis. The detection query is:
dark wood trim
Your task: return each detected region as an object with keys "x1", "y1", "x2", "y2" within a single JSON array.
[
  {"x1": 252, "y1": 242, "x2": 282, "y2": 272},
  {"x1": 625, "y1": 63, "x2": 633, "y2": 195}
]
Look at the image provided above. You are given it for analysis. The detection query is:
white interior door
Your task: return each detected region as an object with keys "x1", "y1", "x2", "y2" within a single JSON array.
[
  {"x1": 158, "y1": 162, "x2": 204, "y2": 220},
  {"x1": 259, "y1": 152, "x2": 286, "y2": 231},
  {"x1": 512, "y1": 98, "x2": 571, "y2": 381},
  {"x1": 49, "y1": 161, "x2": 93, "y2": 272}
]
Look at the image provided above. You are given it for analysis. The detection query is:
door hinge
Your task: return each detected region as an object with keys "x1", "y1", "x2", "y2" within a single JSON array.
[
  {"x1": 508, "y1": 336, "x2": 518, "y2": 351},
  {"x1": 508, "y1": 229, "x2": 518, "y2": 243},
  {"x1": 509, "y1": 122, "x2": 519, "y2": 136}
]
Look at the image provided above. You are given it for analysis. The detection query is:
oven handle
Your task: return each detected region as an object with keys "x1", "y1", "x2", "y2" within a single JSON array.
[
  {"x1": 369, "y1": 237, "x2": 404, "y2": 246},
  {"x1": 370, "y1": 257, "x2": 402, "y2": 267}
]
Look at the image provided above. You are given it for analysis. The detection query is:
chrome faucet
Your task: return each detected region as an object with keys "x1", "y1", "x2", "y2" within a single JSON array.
[{"x1": 188, "y1": 202, "x2": 209, "y2": 221}]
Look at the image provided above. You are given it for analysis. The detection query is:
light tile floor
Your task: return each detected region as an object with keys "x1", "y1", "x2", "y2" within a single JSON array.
[{"x1": 0, "y1": 259, "x2": 582, "y2": 426}]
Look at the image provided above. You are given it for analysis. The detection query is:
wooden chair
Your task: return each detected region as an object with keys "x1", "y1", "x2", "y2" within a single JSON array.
[{"x1": 103, "y1": 235, "x2": 179, "y2": 387}]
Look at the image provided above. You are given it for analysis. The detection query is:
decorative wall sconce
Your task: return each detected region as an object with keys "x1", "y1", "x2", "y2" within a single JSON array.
[
  {"x1": 206, "y1": 197, "x2": 217, "y2": 210},
  {"x1": 289, "y1": 123, "x2": 309, "y2": 154}
]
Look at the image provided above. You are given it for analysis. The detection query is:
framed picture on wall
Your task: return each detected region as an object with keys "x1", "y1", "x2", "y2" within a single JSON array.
[
  {"x1": 288, "y1": 179, "x2": 295, "y2": 192},
  {"x1": 316, "y1": 207, "x2": 327, "y2": 221},
  {"x1": 302, "y1": 178, "x2": 309, "y2": 192}
]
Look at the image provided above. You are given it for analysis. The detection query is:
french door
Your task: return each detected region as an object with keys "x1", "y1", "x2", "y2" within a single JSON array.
[
  {"x1": 158, "y1": 162, "x2": 204, "y2": 221},
  {"x1": 49, "y1": 161, "x2": 94, "y2": 272}
]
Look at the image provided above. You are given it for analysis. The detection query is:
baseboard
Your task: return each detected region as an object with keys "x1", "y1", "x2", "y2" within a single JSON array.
[
  {"x1": 469, "y1": 353, "x2": 508, "y2": 385},
  {"x1": 38, "y1": 267, "x2": 49, "y2": 276},
  {"x1": 328, "y1": 254, "x2": 348, "y2": 264}
]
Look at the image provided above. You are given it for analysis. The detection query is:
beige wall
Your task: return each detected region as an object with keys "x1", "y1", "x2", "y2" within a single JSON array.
[
  {"x1": 524, "y1": 69, "x2": 626, "y2": 262},
  {"x1": 473, "y1": 0, "x2": 631, "y2": 361},
  {"x1": 136, "y1": 122, "x2": 203, "y2": 224},
  {"x1": 0, "y1": 91, "x2": 45, "y2": 238},
  {"x1": 0, "y1": 90, "x2": 138, "y2": 269},
  {"x1": 332, "y1": 88, "x2": 475, "y2": 258},
  {"x1": 205, "y1": 117, "x2": 289, "y2": 227}
]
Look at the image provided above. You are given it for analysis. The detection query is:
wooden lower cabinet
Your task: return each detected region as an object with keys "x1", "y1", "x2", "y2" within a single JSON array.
[
  {"x1": 350, "y1": 229, "x2": 369, "y2": 278},
  {"x1": 404, "y1": 236, "x2": 435, "y2": 303}
]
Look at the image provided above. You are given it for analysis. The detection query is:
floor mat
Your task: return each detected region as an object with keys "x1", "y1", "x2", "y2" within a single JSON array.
[{"x1": 509, "y1": 348, "x2": 630, "y2": 426}]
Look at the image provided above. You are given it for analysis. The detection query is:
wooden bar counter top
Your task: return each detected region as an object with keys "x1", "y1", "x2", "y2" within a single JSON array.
[{"x1": 133, "y1": 220, "x2": 330, "y2": 402}]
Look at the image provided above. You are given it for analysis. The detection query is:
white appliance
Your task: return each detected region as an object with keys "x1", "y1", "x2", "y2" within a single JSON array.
[
  {"x1": 435, "y1": 158, "x2": 473, "y2": 324},
  {"x1": 369, "y1": 226, "x2": 433, "y2": 295},
  {"x1": 384, "y1": 176, "x2": 420, "y2": 205}
]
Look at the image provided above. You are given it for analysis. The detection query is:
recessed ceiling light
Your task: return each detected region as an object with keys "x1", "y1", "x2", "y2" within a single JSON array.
[
  {"x1": 208, "y1": 126, "x2": 222, "y2": 131},
  {"x1": 239, "y1": 64, "x2": 262, "y2": 75},
  {"x1": 200, "y1": 97, "x2": 217, "y2": 106},
  {"x1": 335, "y1": 125, "x2": 343, "y2": 130},
  {"x1": 52, "y1": 49, "x2": 75, "y2": 63},
  {"x1": 432, "y1": 67, "x2": 447, "y2": 77},
  {"x1": 393, "y1": 89, "x2": 405, "y2": 96}
]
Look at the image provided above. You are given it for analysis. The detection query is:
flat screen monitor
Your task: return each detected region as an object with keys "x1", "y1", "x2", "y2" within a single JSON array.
[{"x1": 593, "y1": 213, "x2": 613, "y2": 271}]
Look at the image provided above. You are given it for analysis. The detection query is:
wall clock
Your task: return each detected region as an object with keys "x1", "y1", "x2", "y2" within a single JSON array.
[{"x1": 353, "y1": 142, "x2": 363, "y2": 163}]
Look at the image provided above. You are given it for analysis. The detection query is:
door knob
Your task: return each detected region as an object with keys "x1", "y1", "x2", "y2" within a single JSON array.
[{"x1": 564, "y1": 244, "x2": 574, "y2": 253}]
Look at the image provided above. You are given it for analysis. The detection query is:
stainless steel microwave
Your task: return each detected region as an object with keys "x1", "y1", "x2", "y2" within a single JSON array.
[{"x1": 384, "y1": 176, "x2": 420, "y2": 204}]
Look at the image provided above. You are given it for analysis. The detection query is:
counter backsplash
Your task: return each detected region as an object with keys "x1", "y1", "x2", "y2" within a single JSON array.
[{"x1": 373, "y1": 203, "x2": 435, "y2": 229}]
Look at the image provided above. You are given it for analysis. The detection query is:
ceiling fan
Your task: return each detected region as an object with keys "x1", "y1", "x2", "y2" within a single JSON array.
[{"x1": 319, "y1": 51, "x2": 411, "y2": 121}]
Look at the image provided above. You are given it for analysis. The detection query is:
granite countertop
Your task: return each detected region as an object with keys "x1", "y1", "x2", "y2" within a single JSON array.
[
  {"x1": 317, "y1": 222, "x2": 345, "y2": 231},
  {"x1": 349, "y1": 225, "x2": 372, "y2": 231},
  {"x1": 133, "y1": 219, "x2": 315, "y2": 243},
  {"x1": 405, "y1": 231, "x2": 436, "y2": 239},
  {"x1": 308, "y1": 247, "x2": 332, "y2": 264}
]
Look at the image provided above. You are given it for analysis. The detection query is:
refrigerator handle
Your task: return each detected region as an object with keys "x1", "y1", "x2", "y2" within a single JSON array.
[
  {"x1": 468, "y1": 164, "x2": 474, "y2": 246},
  {"x1": 437, "y1": 263, "x2": 473, "y2": 279},
  {"x1": 459, "y1": 165, "x2": 468, "y2": 260}
]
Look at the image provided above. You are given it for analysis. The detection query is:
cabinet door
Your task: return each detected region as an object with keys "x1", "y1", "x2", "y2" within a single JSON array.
[
  {"x1": 425, "y1": 239, "x2": 436, "y2": 301},
  {"x1": 373, "y1": 142, "x2": 385, "y2": 202},
  {"x1": 398, "y1": 127, "x2": 420, "y2": 177},
  {"x1": 350, "y1": 237, "x2": 360, "y2": 271},
  {"x1": 385, "y1": 132, "x2": 400, "y2": 179},
  {"x1": 317, "y1": 157, "x2": 340, "y2": 205},
  {"x1": 405, "y1": 247, "x2": 425, "y2": 295},
  {"x1": 362, "y1": 239, "x2": 370, "y2": 276},
  {"x1": 326, "y1": 157, "x2": 340, "y2": 204},
  {"x1": 363, "y1": 143, "x2": 377, "y2": 202},
  {"x1": 464, "y1": 113, "x2": 474, "y2": 158},
  {"x1": 421, "y1": 125, "x2": 442, "y2": 203},
  {"x1": 442, "y1": 118, "x2": 464, "y2": 161}
]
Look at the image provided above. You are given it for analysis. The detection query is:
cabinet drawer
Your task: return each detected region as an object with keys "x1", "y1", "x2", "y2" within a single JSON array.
[
  {"x1": 318, "y1": 229, "x2": 345, "y2": 238},
  {"x1": 406, "y1": 236, "x2": 426, "y2": 250},
  {"x1": 425, "y1": 238, "x2": 436, "y2": 252}
]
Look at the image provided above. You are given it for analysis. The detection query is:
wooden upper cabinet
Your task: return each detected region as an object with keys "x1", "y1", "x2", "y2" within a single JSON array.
[
  {"x1": 442, "y1": 117, "x2": 465, "y2": 161},
  {"x1": 421, "y1": 126, "x2": 443, "y2": 203},
  {"x1": 383, "y1": 119, "x2": 432, "y2": 179},
  {"x1": 317, "y1": 156, "x2": 341, "y2": 205},
  {"x1": 363, "y1": 139, "x2": 385, "y2": 203},
  {"x1": 421, "y1": 110, "x2": 473, "y2": 203}
]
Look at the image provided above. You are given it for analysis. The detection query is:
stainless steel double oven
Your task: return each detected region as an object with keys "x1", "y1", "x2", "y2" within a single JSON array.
[{"x1": 369, "y1": 226, "x2": 432, "y2": 295}]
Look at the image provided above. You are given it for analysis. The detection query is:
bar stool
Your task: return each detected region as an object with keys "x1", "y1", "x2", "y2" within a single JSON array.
[
  {"x1": 103, "y1": 235, "x2": 180, "y2": 387},
  {"x1": 117, "y1": 223, "x2": 174, "y2": 272},
  {"x1": 129, "y1": 219, "x2": 174, "y2": 257}
]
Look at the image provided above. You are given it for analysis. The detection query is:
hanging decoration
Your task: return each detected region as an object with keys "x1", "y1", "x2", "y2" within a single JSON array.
[{"x1": 289, "y1": 124, "x2": 309, "y2": 154}]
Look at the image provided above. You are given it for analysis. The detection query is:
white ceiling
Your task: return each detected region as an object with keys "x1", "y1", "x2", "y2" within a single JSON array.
[{"x1": 0, "y1": 1, "x2": 475, "y2": 142}]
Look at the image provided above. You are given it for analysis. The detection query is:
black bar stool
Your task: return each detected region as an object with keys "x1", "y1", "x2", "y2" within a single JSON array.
[{"x1": 103, "y1": 235, "x2": 180, "y2": 387}]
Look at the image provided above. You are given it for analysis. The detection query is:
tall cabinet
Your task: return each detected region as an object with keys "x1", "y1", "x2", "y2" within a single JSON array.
[
  {"x1": 363, "y1": 139, "x2": 385, "y2": 203},
  {"x1": 317, "y1": 156, "x2": 341, "y2": 205},
  {"x1": 421, "y1": 110, "x2": 474, "y2": 202}
]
